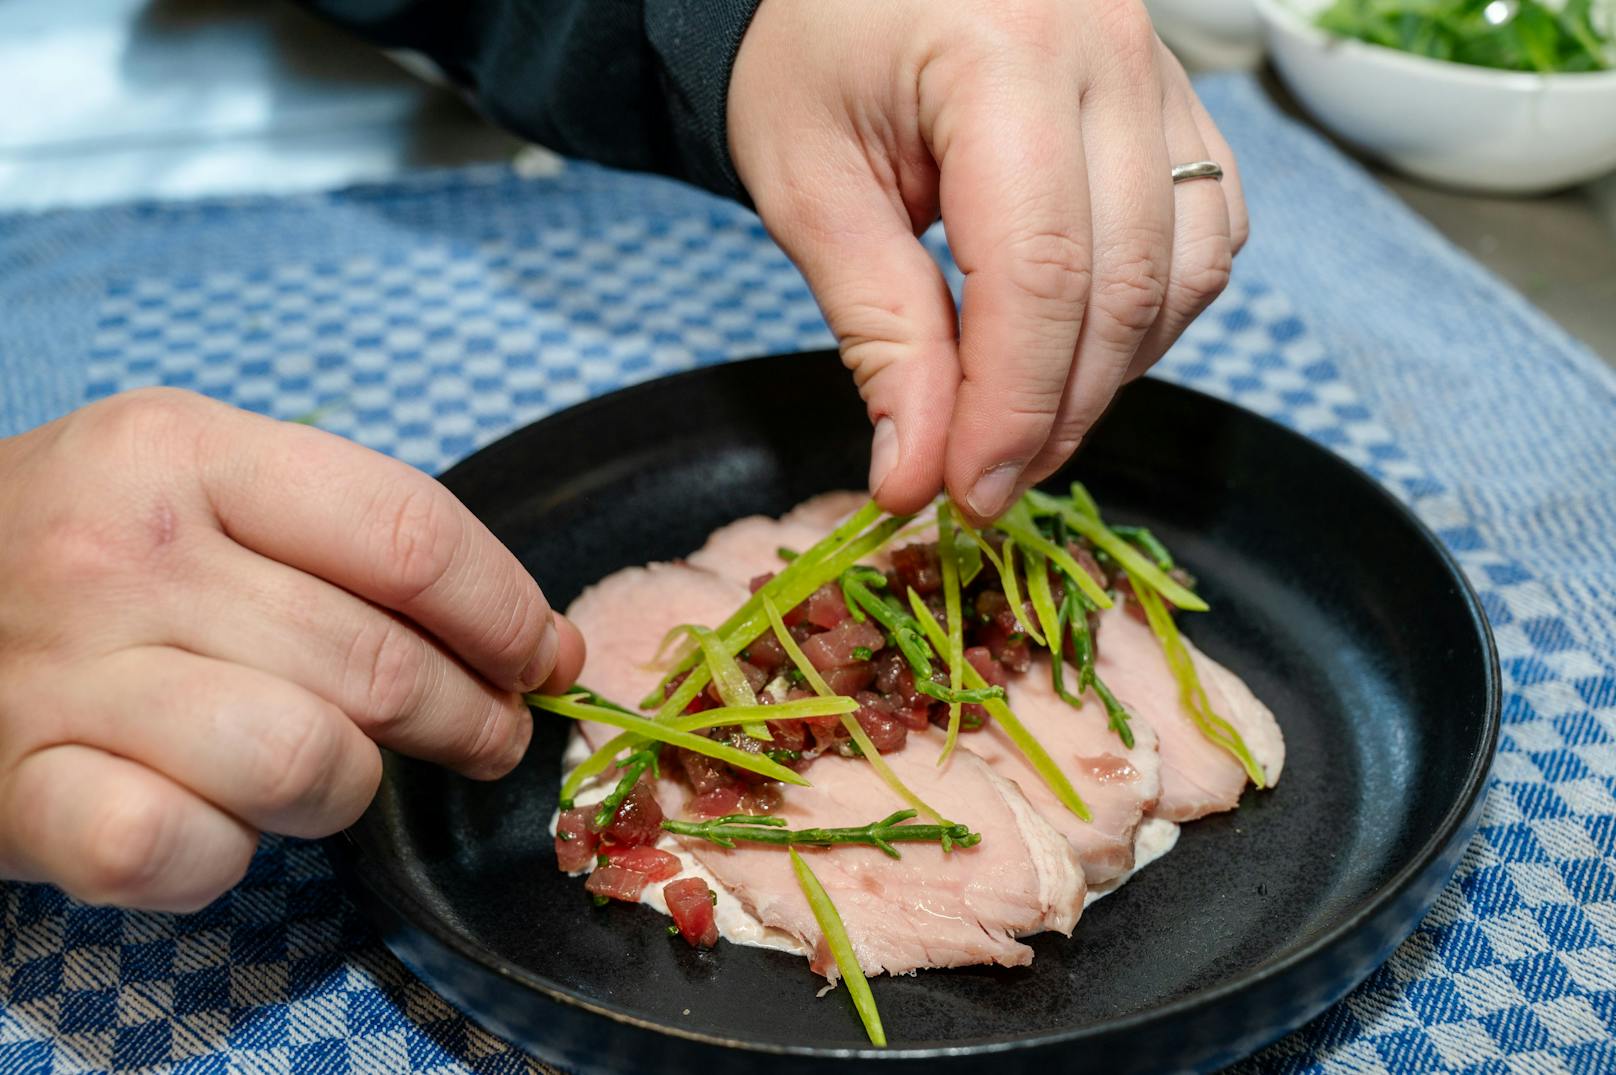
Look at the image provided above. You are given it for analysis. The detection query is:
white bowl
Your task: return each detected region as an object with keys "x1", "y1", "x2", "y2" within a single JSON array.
[
  {"x1": 1145, "y1": 0, "x2": 1264, "y2": 70},
  {"x1": 1252, "y1": 0, "x2": 1616, "y2": 194}
]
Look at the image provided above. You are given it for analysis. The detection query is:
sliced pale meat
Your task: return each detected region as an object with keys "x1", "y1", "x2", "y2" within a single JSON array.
[
  {"x1": 562, "y1": 491, "x2": 1285, "y2": 979},
  {"x1": 685, "y1": 515, "x2": 832, "y2": 589},
  {"x1": 665, "y1": 734, "x2": 1085, "y2": 980},
  {"x1": 967, "y1": 655, "x2": 1162, "y2": 885},
  {"x1": 780, "y1": 490, "x2": 868, "y2": 531},
  {"x1": 687, "y1": 490, "x2": 899, "y2": 589},
  {"x1": 1093, "y1": 606, "x2": 1284, "y2": 821},
  {"x1": 565, "y1": 561, "x2": 753, "y2": 750}
]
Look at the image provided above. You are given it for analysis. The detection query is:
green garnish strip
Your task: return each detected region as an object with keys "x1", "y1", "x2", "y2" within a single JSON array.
[
  {"x1": 789, "y1": 848, "x2": 886, "y2": 1047},
  {"x1": 955, "y1": 525, "x2": 984, "y2": 586},
  {"x1": 1051, "y1": 588, "x2": 1135, "y2": 749},
  {"x1": 1031, "y1": 556, "x2": 1137, "y2": 749},
  {"x1": 995, "y1": 498, "x2": 1113, "y2": 610},
  {"x1": 531, "y1": 694, "x2": 811, "y2": 788},
  {"x1": 1109, "y1": 524, "x2": 1174, "y2": 572},
  {"x1": 840, "y1": 568, "x2": 934, "y2": 673},
  {"x1": 1089, "y1": 674, "x2": 1137, "y2": 749},
  {"x1": 1126, "y1": 571, "x2": 1266, "y2": 787},
  {"x1": 936, "y1": 501, "x2": 967, "y2": 765},
  {"x1": 1024, "y1": 488, "x2": 1205, "y2": 611},
  {"x1": 908, "y1": 593, "x2": 1091, "y2": 822},
  {"x1": 651, "y1": 514, "x2": 914, "y2": 722},
  {"x1": 839, "y1": 568, "x2": 1004, "y2": 707},
  {"x1": 956, "y1": 519, "x2": 1039, "y2": 642},
  {"x1": 1068, "y1": 481, "x2": 1100, "y2": 519},
  {"x1": 643, "y1": 501, "x2": 885, "y2": 705},
  {"x1": 762, "y1": 596, "x2": 954, "y2": 832},
  {"x1": 663, "y1": 809, "x2": 980, "y2": 858},
  {"x1": 1022, "y1": 546, "x2": 1065, "y2": 675},
  {"x1": 592, "y1": 746, "x2": 660, "y2": 828},
  {"x1": 957, "y1": 517, "x2": 1055, "y2": 646},
  {"x1": 685, "y1": 624, "x2": 771, "y2": 741},
  {"x1": 557, "y1": 696, "x2": 858, "y2": 806},
  {"x1": 1002, "y1": 538, "x2": 1043, "y2": 644}
]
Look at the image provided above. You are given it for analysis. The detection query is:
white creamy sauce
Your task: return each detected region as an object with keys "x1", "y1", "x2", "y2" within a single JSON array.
[
  {"x1": 554, "y1": 728, "x2": 1179, "y2": 958},
  {"x1": 1083, "y1": 817, "x2": 1180, "y2": 907}
]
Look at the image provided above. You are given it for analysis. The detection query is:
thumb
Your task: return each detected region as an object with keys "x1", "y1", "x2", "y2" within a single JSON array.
[{"x1": 760, "y1": 180, "x2": 961, "y2": 514}]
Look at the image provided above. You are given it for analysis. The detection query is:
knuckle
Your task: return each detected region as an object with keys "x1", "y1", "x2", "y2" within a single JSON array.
[
  {"x1": 1094, "y1": 1, "x2": 1159, "y2": 74},
  {"x1": 996, "y1": 383, "x2": 1067, "y2": 423},
  {"x1": 481, "y1": 582, "x2": 552, "y2": 686},
  {"x1": 370, "y1": 480, "x2": 464, "y2": 608},
  {"x1": 461, "y1": 696, "x2": 524, "y2": 777},
  {"x1": 1041, "y1": 428, "x2": 1088, "y2": 470},
  {"x1": 347, "y1": 616, "x2": 427, "y2": 731},
  {"x1": 20, "y1": 390, "x2": 213, "y2": 595},
  {"x1": 79, "y1": 795, "x2": 173, "y2": 904},
  {"x1": 973, "y1": 1, "x2": 1065, "y2": 59},
  {"x1": 1173, "y1": 235, "x2": 1233, "y2": 313},
  {"x1": 1231, "y1": 221, "x2": 1250, "y2": 254},
  {"x1": 76, "y1": 387, "x2": 209, "y2": 460},
  {"x1": 167, "y1": 849, "x2": 252, "y2": 915},
  {"x1": 1000, "y1": 230, "x2": 1093, "y2": 310},
  {"x1": 240, "y1": 702, "x2": 340, "y2": 819},
  {"x1": 976, "y1": 389, "x2": 1069, "y2": 464},
  {"x1": 1093, "y1": 241, "x2": 1170, "y2": 339},
  {"x1": 1229, "y1": 202, "x2": 1251, "y2": 254}
]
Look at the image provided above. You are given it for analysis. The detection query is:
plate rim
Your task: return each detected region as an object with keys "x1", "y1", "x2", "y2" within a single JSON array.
[{"x1": 338, "y1": 351, "x2": 1502, "y2": 1060}]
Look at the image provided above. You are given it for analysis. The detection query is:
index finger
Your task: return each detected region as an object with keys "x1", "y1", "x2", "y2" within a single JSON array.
[
  {"x1": 196, "y1": 406, "x2": 560, "y2": 693},
  {"x1": 932, "y1": 62, "x2": 1091, "y2": 524}
]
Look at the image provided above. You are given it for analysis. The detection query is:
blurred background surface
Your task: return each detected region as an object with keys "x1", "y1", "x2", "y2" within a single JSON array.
[{"x1": 2, "y1": 0, "x2": 1612, "y2": 365}]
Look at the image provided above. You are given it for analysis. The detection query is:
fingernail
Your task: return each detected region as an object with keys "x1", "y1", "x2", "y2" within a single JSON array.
[
  {"x1": 520, "y1": 616, "x2": 559, "y2": 692},
  {"x1": 868, "y1": 417, "x2": 898, "y2": 497},
  {"x1": 967, "y1": 462, "x2": 1023, "y2": 520}
]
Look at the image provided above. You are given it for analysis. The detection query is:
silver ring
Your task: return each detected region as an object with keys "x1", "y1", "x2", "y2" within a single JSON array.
[{"x1": 1171, "y1": 160, "x2": 1224, "y2": 184}]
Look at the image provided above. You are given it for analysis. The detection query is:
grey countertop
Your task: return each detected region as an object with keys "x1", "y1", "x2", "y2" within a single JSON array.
[{"x1": 3, "y1": 0, "x2": 1612, "y2": 367}]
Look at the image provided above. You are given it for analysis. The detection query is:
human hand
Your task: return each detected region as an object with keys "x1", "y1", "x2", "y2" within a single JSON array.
[
  {"x1": 728, "y1": 0, "x2": 1248, "y2": 524},
  {"x1": 0, "y1": 390, "x2": 584, "y2": 911}
]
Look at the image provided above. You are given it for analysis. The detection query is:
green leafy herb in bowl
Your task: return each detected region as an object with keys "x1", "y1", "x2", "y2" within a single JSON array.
[
  {"x1": 1314, "y1": 0, "x2": 1614, "y2": 73},
  {"x1": 1254, "y1": 0, "x2": 1616, "y2": 192}
]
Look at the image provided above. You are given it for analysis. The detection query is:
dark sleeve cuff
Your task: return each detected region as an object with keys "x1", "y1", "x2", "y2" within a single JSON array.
[
  {"x1": 295, "y1": 0, "x2": 763, "y2": 205},
  {"x1": 644, "y1": 0, "x2": 764, "y2": 203}
]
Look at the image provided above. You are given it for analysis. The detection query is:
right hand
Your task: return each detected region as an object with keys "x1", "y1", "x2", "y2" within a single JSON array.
[
  {"x1": 729, "y1": 0, "x2": 1249, "y2": 524},
  {"x1": 0, "y1": 389, "x2": 585, "y2": 912}
]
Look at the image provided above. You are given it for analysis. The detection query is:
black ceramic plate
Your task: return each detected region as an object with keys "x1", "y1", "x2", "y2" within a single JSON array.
[{"x1": 328, "y1": 351, "x2": 1498, "y2": 1075}]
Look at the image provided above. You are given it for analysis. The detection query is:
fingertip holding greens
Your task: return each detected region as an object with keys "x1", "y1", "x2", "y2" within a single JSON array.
[{"x1": 789, "y1": 847, "x2": 887, "y2": 1048}]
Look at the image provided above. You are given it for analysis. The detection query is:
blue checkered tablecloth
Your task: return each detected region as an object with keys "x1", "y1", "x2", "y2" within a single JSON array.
[{"x1": 3, "y1": 71, "x2": 1616, "y2": 1074}]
